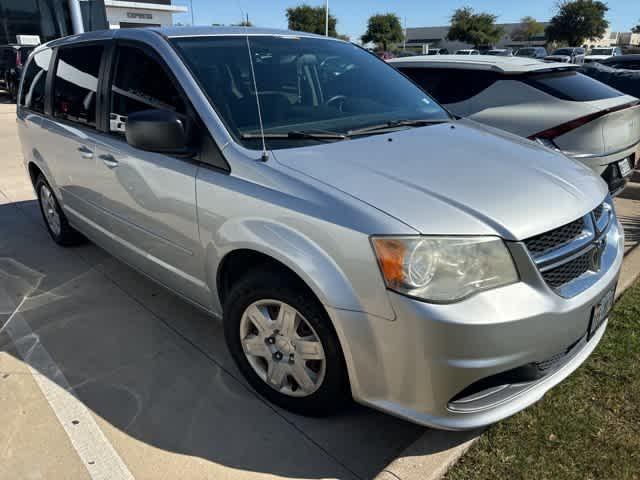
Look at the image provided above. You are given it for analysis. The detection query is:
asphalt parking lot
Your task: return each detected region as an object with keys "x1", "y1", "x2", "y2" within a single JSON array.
[{"x1": 1, "y1": 93, "x2": 640, "y2": 480}]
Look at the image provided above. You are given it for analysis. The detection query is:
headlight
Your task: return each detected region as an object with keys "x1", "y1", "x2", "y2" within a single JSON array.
[{"x1": 371, "y1": 236, "x2": 519, "y2": 302}]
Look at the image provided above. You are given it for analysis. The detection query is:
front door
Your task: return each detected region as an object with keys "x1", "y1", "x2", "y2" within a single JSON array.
[{"x1": 92, "y1": 43, "x2": 209, "y2": 307}]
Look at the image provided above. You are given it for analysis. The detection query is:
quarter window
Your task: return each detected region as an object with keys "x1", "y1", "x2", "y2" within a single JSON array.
[
  {"x1": 523, "y1": 70, "x2": 623, "y2": 102},
  {"x1": 20, "y1": 48, "x2": 51, "y2": 113},
  {"x1": 53, "y1": 45, "x2": 104, "y2": 127},
  {"x1": 110, "y1": 46, "x2": 186, "y2": 134}
]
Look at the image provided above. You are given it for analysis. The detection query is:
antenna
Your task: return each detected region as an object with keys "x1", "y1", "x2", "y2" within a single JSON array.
[{"x1": 245, "y1": 35, "x2": 269, "y2": 161}]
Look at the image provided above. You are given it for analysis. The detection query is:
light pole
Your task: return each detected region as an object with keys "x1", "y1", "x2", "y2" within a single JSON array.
[
  {"x1": 325, "y1": 0, "x2": 329, "y2": 36},
  {"x1": 190, "y1": 0, "x2": 195, "y2": 26}
]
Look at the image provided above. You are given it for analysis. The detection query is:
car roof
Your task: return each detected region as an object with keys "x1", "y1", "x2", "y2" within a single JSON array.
[
  {"x1": 40, "y1": 25, "x2": 337, "y2": 50},
  {"x1": 388, "y1": 55, "x2": 578, "y2": 73},
  {"x1": 603, "y1": 54, "x2": 640, "y2": 62}
]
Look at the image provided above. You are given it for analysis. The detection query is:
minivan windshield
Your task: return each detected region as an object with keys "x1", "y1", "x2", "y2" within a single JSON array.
[{"x1": 171, "y1": 35, "x2": 450, "y2": 150}]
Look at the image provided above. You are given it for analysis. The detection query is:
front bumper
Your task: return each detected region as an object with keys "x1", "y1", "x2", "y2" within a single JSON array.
[{"x1": 329, "y1": 221, "x2": 624, "y2": 430}]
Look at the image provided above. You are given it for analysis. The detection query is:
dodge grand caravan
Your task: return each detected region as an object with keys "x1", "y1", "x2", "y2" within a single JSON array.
[{"x1": 17, "y1": 27, "x2": 623, "y2": 430}]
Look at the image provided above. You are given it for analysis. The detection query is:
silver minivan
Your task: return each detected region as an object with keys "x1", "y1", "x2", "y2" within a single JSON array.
[{"x1": 17, "y1": 27, "x2": 623, "y2": 430}]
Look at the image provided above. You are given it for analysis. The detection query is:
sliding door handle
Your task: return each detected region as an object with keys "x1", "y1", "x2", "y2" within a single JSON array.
[
  {"x1": 77, "y1": 146, "x2": 94, "y2": 159},
  {"x1": 98, "y1": 154, "x2": 119, "y2": 168}
]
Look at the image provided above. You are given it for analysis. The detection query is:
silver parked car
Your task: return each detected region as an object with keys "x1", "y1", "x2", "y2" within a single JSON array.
[
  {"x1": 390, "y1": 55, "x2": 640, "y2": 195},
  {"x1": 545, "y1": 47, "x2": 586, "y2": 64},
  {"x1": 18, "y1": 27, "x2": 623, "y2": 430}
]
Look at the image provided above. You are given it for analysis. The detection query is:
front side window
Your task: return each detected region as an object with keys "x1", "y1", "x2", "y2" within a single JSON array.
[
  {"x1": 20, "y1": 48, "x2": 51, "y2": 113},
  {"x1": 53, "y1": 44, "x2": 104, "y2": 127},
  {"x1": 171, "y1": 36, "x2": 449, "y2": 150},
  {"x1": 110, "y1": 46, "x2": 186, "y2": 134}
]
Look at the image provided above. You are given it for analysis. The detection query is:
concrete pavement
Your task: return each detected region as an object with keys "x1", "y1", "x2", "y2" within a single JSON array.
[{"x1": 1, "y1": 95, "x2": 640, "y2": 480}]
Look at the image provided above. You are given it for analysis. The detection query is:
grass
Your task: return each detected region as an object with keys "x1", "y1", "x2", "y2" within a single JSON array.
[{"x1": 445, "y1": 279, "x2": 640, "y2": 480}]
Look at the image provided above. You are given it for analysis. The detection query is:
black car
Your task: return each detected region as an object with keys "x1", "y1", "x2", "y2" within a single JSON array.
[
  {"x1": 0, "y1": 45, "x2": 35, "y2": 101},
  {"x1": 600, "y1": 54, "x2": 640, "y2": 71}
]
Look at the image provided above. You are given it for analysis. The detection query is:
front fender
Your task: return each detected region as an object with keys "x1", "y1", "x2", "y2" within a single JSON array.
[{"x1": 206, "y1": 218, "x2": 370, "y2": 314}]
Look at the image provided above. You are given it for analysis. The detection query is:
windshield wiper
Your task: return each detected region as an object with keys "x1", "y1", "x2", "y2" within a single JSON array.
[
  {"x1": 241, "y1": 130, "x2": 347, "y2": 141},
  {"x1": 347, "y1": 119, "x2": 449, "y2": 137}
]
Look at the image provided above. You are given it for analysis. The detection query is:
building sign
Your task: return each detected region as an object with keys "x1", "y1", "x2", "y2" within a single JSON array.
[{"x1": 126, "y1": 12, "x2": 153, "y2": 20}]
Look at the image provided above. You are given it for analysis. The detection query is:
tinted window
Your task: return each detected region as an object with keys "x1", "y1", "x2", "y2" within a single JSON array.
[
  {"x1": 53, "y1": 45, "x2": 104, "y2": 127},
  {"x1": 399, "y1": 67, "x2": 500, "y2": 104},
  {"x1": 552, "y1": 49, "x2": 574, "y2": 56},
  {"x1": 0, "y1": 0, "x2": 72, "y2": 44},
  {"x1": 172, "y1": 36, "x2": 449, "y2": 150},
  {"x1": 80, "y1": 0, "x2": 108, "y2": 31},
  {"x1": 524, "y1": 70, "x2": 623, "y2": 101},
  {"x1": 20, "y1": 48, "x2": 51, "y2": 113},
  {"x1": 110, "y1": 45, "x2": 186, "y2": 134},
  {"x1": 590, "y1": 48, "x2": 613, "y2": 56}
]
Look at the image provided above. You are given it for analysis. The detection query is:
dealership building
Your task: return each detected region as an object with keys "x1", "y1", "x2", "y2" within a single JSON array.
[
  {"x1": 405, "y1": 23, "x2": 549, "y2": 53},
  {"x1": 104, "y1": 0, "x2": 187, "y2": 29}
]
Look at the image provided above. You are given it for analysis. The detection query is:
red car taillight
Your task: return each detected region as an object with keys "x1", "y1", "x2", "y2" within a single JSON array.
[
  {"x1": 15, "y1": 51, "x2": 22, "y2": 68},
  {"x1": 528, "y1": 100, "x2": 640, "y2": 141}
]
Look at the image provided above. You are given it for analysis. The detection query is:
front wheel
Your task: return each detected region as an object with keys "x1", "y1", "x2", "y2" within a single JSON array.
[{"x1": 224, "y1": 268, "x2": 351, "y2": 416}]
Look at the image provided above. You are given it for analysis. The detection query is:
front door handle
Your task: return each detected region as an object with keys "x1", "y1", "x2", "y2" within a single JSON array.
[
  {"x1": 98, "y1": 154, "x2": 119, "y2": 169},
  {"x1": 77, "y1": 146, "x2": 94, "y2": 159}
]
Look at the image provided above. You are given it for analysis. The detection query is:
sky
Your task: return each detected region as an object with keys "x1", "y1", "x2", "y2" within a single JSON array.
[{"x1": 172, "y1": 0, "x2": 639, "y2": 43}]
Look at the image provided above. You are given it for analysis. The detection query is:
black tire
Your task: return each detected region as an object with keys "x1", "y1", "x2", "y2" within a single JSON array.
[
  {"x1": 35, "y1": 175, "x2": 85, "y2": 246},
  {"x1": 224, "y1": 267, "x2": 351, "y2": 416}
]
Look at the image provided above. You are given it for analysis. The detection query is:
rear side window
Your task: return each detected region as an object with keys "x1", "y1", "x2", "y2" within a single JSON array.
[
  {"x1": 399, "y1": 67, "x2": 500, "y2": 104},
  {"x1": 110, "y1": 45, "x2": 186, "y2": 134},
  {"x1": 524, "y1": 70, "x2": 623, "y2": 101},
  {"x1": 53, "y1": 45, "x2": 104, "y2": 127},
  {"x1": 20, "y1": 49, "x2": 51, "y2": 113}
]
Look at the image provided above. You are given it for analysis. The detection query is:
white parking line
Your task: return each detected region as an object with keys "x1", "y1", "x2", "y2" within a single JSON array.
[{"x1": 1, "y1": 297, "x2": 135, "y2": 480}]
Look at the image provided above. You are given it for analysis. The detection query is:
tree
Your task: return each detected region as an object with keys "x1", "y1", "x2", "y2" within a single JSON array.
[
  {"x1": 512, "y1": 16, "x2": 544, "y2": 43},
  {"x1": 286, "y1": 4, "x2": 337, "y2": 37},
  {"x1": 545, "y1": 0, "x2": 609, "y2": 46},
  {"x1": 361, "y1": 14, "x2": 404, "y2": 51},
  {"x1": 447, "y1": 7, "x2": 504, "y2": 48},
  {"x1": 633, "y1": 21, "x2": 640, "y2": 34}
]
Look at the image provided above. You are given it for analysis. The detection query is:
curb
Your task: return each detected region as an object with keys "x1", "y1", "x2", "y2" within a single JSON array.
[{"x1": 374, "y1": 243, "x2": 640, "y2": 480}]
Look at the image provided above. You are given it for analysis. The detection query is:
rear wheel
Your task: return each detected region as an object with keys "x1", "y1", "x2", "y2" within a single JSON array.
[
  {"x1": 35, "y1": 175, "x2": 85, "y2": 246},
  {"x1": 224, "y1": 268, "x2": 351, "y2": 416}
]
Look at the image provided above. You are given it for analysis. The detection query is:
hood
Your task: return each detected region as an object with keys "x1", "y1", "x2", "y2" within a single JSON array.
[{"x1": 273, "y1": 121, "x2": 607, "y2": 240}]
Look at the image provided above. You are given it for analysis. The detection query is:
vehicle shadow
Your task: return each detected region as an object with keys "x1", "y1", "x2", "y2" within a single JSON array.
[{"x1": 0, "y1": 199, "x2": 469, "y2": 479}]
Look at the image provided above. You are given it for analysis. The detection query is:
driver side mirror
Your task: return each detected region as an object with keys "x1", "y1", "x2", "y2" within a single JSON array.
[{"x1": 125, "y1": 109, "x2": 194, "y2": 156}]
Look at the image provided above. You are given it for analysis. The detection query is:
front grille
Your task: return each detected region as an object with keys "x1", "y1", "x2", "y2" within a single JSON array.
[
  {"x1": 524, "y1": 217, "x2": 585, "y2": 257},
  {"x1": 524, "y1": 201, "x2": 613, "y2": 296},
  {"x1": 541, "y1": 250, "x2": 593, "y2": 289},
  {"x1": 593, "y1": 204, "x2": 604, "y2": 222}
]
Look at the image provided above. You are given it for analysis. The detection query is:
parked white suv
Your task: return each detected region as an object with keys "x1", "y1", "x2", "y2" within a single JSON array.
[
  {"x1": 391, "y1": 55, "x2": 640, "y2": 194},
  {"x1": 584, "y1": 47, "x2": 623, "y2": 64}
]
